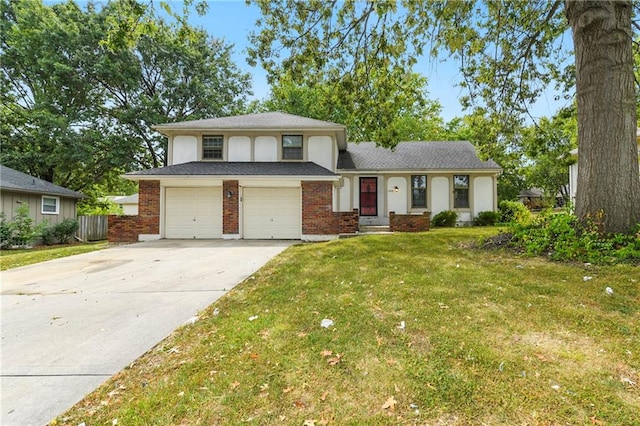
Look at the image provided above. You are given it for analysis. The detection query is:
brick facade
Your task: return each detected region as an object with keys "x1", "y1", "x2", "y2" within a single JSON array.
[
  {"x1": 335, "y1": 209, "x2": 359, "y2": 234},
  {"x1": 302, "y1": 181, "x2": 359, "y2": 235},
  {"x1": 109, "y1": 179, "x2": 356, "y2": 242},
  {"x1": 223, "y1": 180, "x2": 239, "y2": 235},
  {"x1": 108, "y1": 180, "x2": 160, "y2": 242},
  {"x1": 389, "y1": 211, "x2": 430, "y2": 232}
]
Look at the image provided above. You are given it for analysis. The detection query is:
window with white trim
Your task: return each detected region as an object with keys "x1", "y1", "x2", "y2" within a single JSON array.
[{"x1": 42, "y1": 196, "x2": 59, "y2": 214}]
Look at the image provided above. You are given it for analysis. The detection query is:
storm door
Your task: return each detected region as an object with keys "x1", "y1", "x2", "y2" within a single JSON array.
[{"x1": 359, "y1": 177, "x2": 378, "y2": 216}]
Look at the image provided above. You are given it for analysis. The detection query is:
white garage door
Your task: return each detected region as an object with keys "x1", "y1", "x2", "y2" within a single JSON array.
[
  {"x1": 243, "y1": 187, "x2": 301, "y2": 239},
  {"x1": 165, "y1": 187, "x2": 222, "y2": 239}
]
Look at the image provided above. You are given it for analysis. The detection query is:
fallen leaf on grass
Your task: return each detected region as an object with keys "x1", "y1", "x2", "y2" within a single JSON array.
[
  {"x1": 320, "y1": 349, "x2": 333, "y2": 358},
  {"x1": 382, "y1": 396, "x2": 397, "y2": 410},
  {"x1": 535, "y1": 353, "x2": 551, "y2": 362},
  {"x1": 283, "y1": 387, "x2": 293, "y2": 394},
  {"x1": 230, "y1": 381, "x2": 240, "y2": 389},
  {"x1": 327, "y1": 354, "x2": 342, "y2": 365},
  {"x1": 320, "y1": 391, "x2": 329, "y2": 401},
  {"x1": 249, "y1": 353, "x2": 260, "y2": 360},
  {"x1": 294, "y1": 400, "x2": 306, "y2": 408},
  {"x1": 303, "y1": 420, "x2": 315, "y2": 426}
]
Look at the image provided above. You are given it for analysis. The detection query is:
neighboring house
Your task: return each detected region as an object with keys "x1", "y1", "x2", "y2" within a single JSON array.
[
  {"x1": 569, "y1": 129, "x2": 640, "y2": 201},
  {"x1": 107, "y1": 194, "x2": 139, "y2": 215},
  {"x1": 0, "y1": 165, "x2": 84, "y2": 226},
  {"x1": 109, "y1": 112, "x2": 501, "y2": 242},
  {"x1": 518, "y1": 188, "x2": 544, "y2": 209}
]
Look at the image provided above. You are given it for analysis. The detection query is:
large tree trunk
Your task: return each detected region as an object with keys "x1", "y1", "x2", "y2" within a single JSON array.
[{"x1": 565, "y1": 0, "x2": 640, "y2": 234}]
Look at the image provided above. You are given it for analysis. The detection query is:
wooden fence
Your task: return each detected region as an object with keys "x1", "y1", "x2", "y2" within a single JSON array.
[{"x1": 77, "y1": 215, "x2": 108, "y2": 241}]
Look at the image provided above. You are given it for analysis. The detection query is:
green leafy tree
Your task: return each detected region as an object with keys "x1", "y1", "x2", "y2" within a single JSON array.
[
  {"x1": 444, "y1": 109, "x2": 526, "y2": 202},
  {"x1": 1, "y1": 0, "x2": 251, "y2": 193},
  {"x1": 257, "y1": 74, "x2": 446, "y2": 142},
  {"x1": 521, "y1": 107, "x2": 577, "y2": 203},
  {"x1": 248, "y1": 0, "x2": 640, "y2": 233}
]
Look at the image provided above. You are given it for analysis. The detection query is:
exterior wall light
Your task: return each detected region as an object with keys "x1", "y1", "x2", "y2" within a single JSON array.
[
  {"x1": 393, "y1": 186, "x2": 399, "y2": 192},
  {"x1": 227, "y1": 191, "x2": 233, "y2": 198}
]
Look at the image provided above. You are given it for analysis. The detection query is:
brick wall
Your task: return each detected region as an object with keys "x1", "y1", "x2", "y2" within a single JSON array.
[
  {"x1": 302, "y1": 181, "x2": 360, "y2": 235},
  {"x1": 389, "y1": 211, "x2": 430, "y2": 232},
  {"x1": 335, "y1": 209, "x2": 359, "y2": 234},
  {"x1": 108, "y1": 180, "x2": 160, "y2": 242},
  {"x1": 223, "y1": 180, "x2": 239, "y2": 234},
  {"x1": 302, "y1": 181, "x2": 334, "y2": 234}
]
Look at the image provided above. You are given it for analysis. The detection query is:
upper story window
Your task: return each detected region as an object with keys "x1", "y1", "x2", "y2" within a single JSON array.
[
  {"x1": 411, "y1": 175, "x2": 427, "y2": 208},
  {"x1": 42, "y1": 196, "x2": 59, "y2": 214},
  {"x1": 203, "y1": 135, "x2": 223, "y2": 160},
  {"x1": 454, "y1": 175, "x2": 470, "y2": 208},
  {"x1": 282, "y1": 135, "x2": 303, "y2": 160}
]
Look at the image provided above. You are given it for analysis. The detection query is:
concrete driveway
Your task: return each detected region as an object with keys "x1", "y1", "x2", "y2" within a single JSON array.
[{"x1": 1, "y1": 239, "x2": 295, "y2": 426}]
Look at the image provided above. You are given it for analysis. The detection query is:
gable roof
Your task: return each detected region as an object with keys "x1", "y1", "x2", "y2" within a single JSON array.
[
  {"x1": 0, "y1": 165, "x2": 85, "y2": 198},
  {"x1": 152, "y1": 112, "x2": 348, "y2": 149},
  {"x1": 125, "y1": 161, "x2": 337, "y2": 180},
  {"x1": 337, "y1": 141, "x2": 501, "y2": 171}
]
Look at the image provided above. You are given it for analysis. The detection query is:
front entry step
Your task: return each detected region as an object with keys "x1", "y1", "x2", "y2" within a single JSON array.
[{"x1": 359, "y1": 225, "x2": 392, "y2": 234}]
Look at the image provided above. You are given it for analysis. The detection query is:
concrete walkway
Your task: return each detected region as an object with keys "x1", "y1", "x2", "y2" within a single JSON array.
[{"x1": 1, "y1": 239, "x2": 294, "y2": 426}]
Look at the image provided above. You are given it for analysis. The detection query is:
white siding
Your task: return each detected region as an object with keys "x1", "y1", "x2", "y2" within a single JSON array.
[
  {"x1": 254, "y1": 136, "x2": 278, "y2": 162},
  {"x1": 308, "y1": 136, "x2": 334, "y2": 171},
  {"x1": 473, "y1": 176, "x2": 494, "y2": 214},
  {"x1": 228, "y1": 136, "x2": 251, "y2": 161},
  {"x1": 431, "y1": 176, "x2": 450, "y2": 215},
  {"x1": 387, "y1": 177, "x2": 407, "y2": 214},
  {"x1": 172, "y1": 135, "x2": 198, "y2": 165},
  {"x1": 338, "y1": 177, "x2": 351, "y2": 212}
]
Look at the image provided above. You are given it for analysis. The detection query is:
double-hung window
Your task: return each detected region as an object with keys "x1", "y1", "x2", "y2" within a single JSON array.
[
  {"x1": 282, "y1": 135, "x2": 303, "y2": 160},
  {"x1": 42, "y1": 196, "x2": 59, "y2": 214},
  {"x1": 411, "y1": 175, "x2": 427, "y2": 208},
  {"x1": 454, "y1": 175, "x2": 470, "y2": 208},
  {"x1": 203, "y1": 135, "x2": 223, "y2": 160}
]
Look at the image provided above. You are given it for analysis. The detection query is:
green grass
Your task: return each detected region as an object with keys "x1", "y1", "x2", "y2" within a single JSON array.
[
  {"x1": 0, "y1": 241, "x2": 110, "y2": 270},
  {"x1": 55, "y1": 228, "x2": 639, "y2": 425}
]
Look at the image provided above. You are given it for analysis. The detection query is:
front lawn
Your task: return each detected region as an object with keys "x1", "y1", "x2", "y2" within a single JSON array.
[
  {"x1": 56, "y1": 228, "x2": 639, "y2": 425},
  {"x1": 0, "y1": 242, "x2": 110, "y2": 270}
]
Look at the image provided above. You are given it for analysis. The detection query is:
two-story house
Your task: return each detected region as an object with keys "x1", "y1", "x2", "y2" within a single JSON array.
[{"x1": 108, "y1": 112, "x2": 501, "y2": 242}]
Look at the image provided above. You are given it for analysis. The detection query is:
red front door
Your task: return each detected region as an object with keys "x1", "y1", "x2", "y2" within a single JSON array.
[{"x1": 360, "y1": 177, "x2": 377, "y2": 216}]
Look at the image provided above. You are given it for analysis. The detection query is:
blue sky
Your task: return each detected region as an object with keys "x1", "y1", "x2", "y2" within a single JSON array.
[{"x1": 184, "y1": 1, "x2": 569, "y2": 122}]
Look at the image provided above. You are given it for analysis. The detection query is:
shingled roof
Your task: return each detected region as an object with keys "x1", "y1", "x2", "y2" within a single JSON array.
[
  {"x1": 152, "y1": 112, "x2": 348, "y2": 149},
  {"x1": 337, "y1": 141, "x2": 501, "y2": 171},
  {"x1": 126, "y1": 161, "x2": 337, "y2": 179},
  {"x1": 0, "y1": 165, "x2": 85, "y2": 198}
]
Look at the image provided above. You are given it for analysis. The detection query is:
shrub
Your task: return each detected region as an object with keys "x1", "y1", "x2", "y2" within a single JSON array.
[
  {"x1": 474, "y1": 211, "x2": 501, "y2": 226},
  {"x1": 8, "y1": 204, "x2": 43, "y2": 247},
  {"x1": 432, "y1": 210, "x2": 458, "y2": 227},
  {"x1": 0, "y1": 213, "x2": 11, "y2": 248},
  {"x1": 41, "y1": 224, "x2": 56, "y2": 245},
  {"x1": 506, "y1": 208, "x2": 640, "y2": 264},
  {"x1": 499, "y1": 200, "x2": 532, "y2": 224},
  {"x1": 53, "y1": 218, "x2": 79, "y2": 244}
]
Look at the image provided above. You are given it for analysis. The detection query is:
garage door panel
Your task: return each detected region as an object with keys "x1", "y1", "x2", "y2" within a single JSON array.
[
  {"x1": 243, "y1": 188, "x2": 300, "y2": 239},
  {"x1": 165, "y1": 187, "x2": 222, "y2": 239}
]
